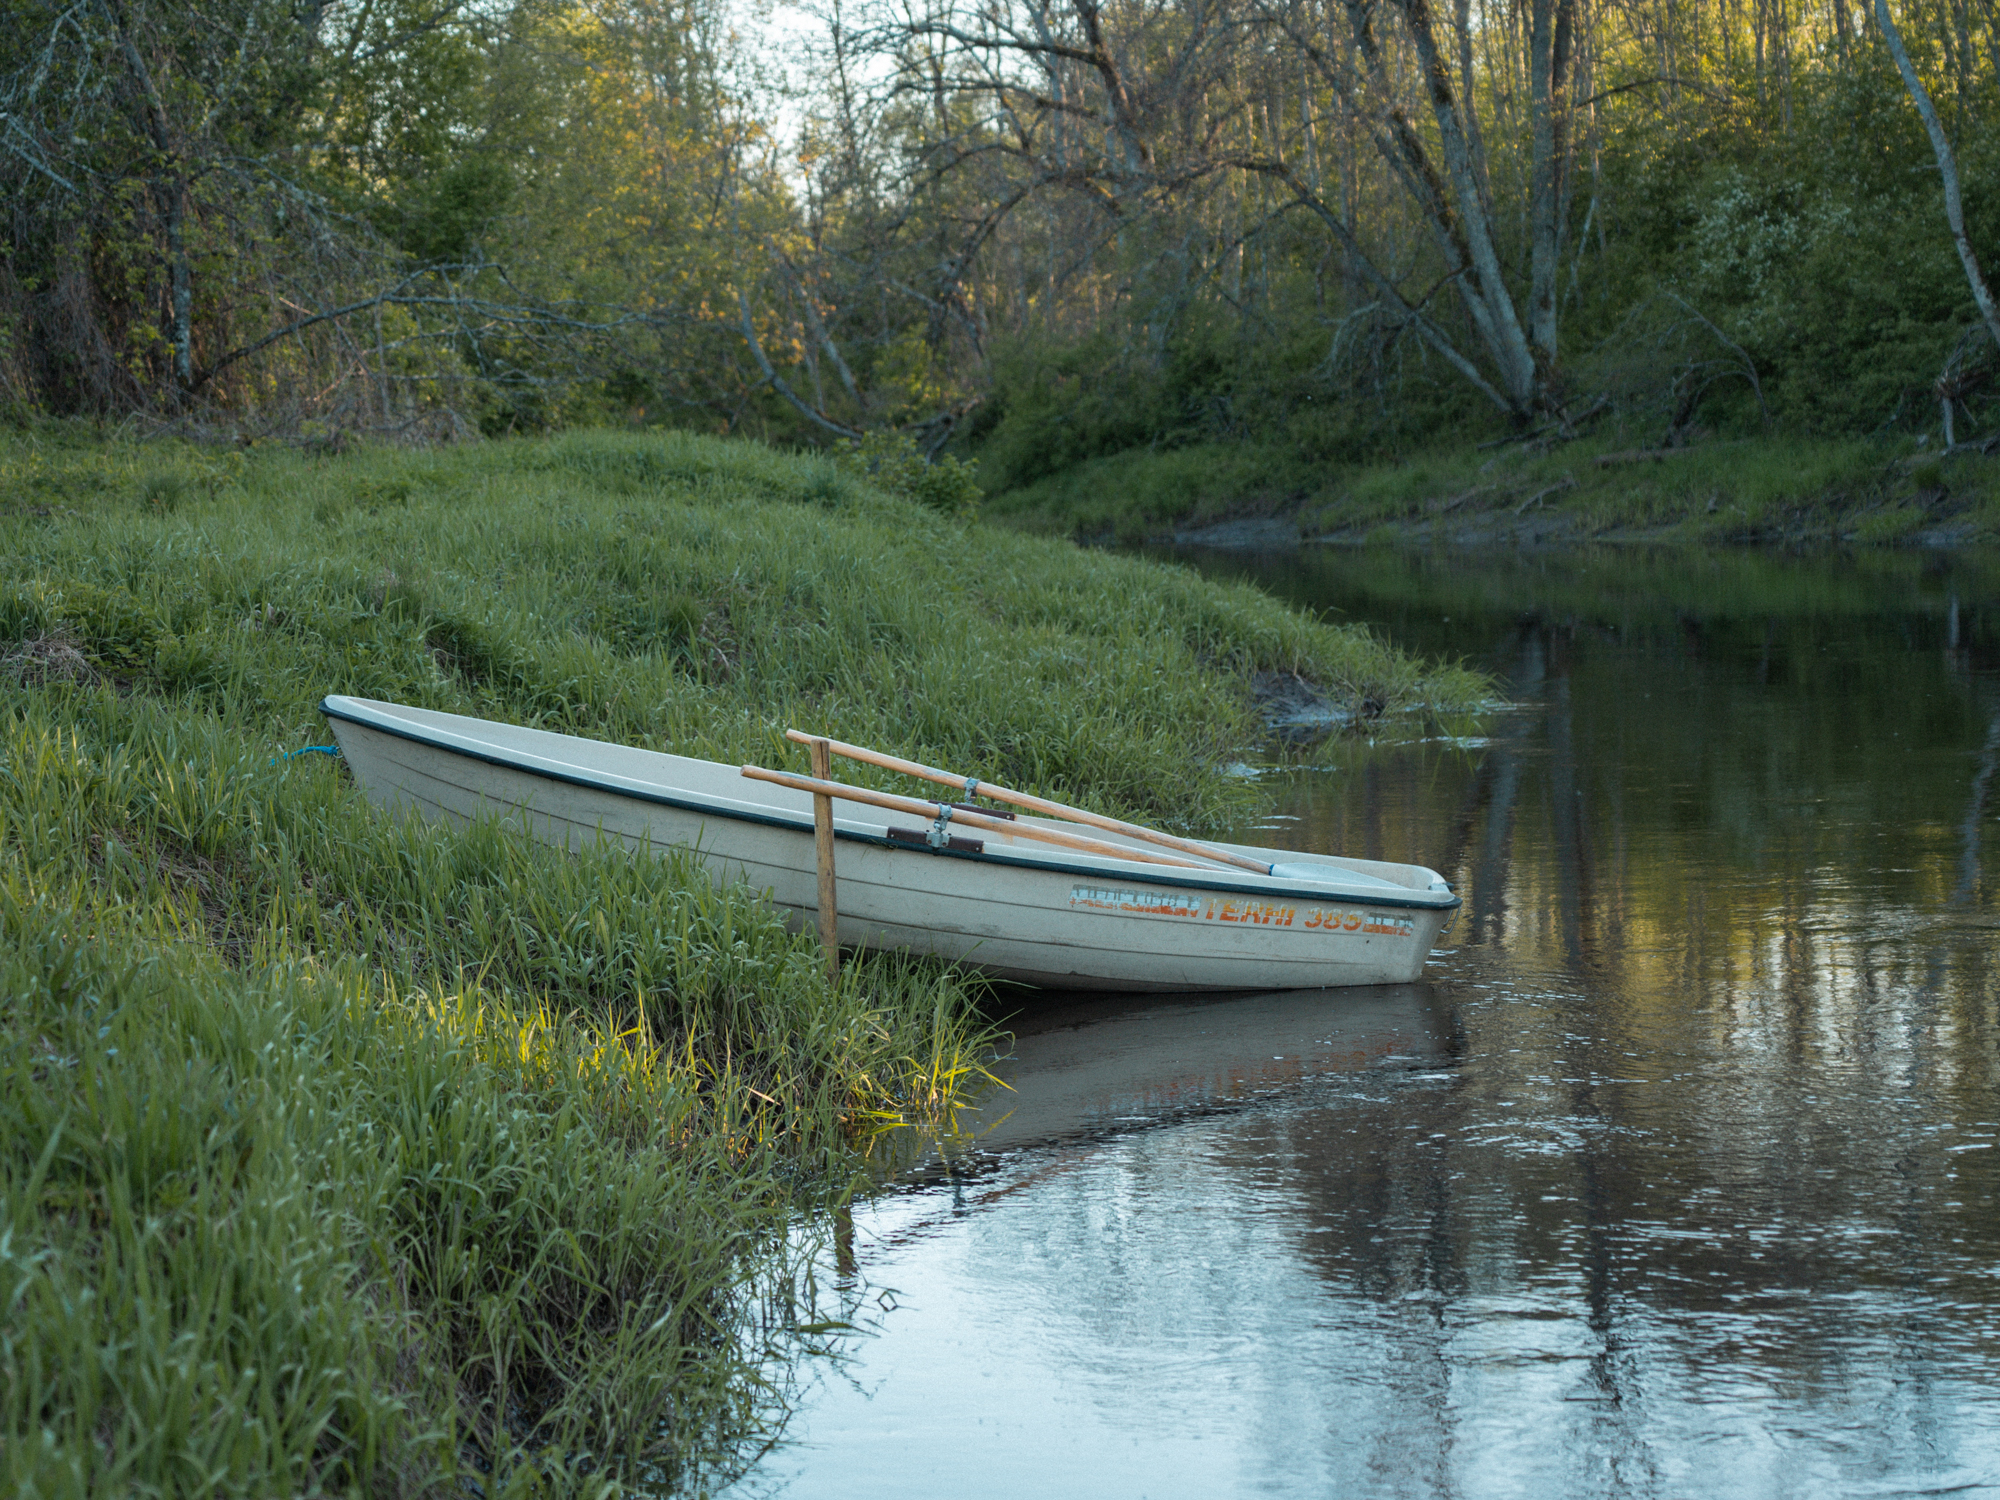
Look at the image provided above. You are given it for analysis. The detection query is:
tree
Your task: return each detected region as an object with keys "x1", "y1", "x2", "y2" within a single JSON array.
[
  {"x1": 0, "y1": 0, "x2": 508, "y2": 416},
  {"x1": 1875, "y1": 0, "x2": 2000, "y2": 359},
  {"x1": 812, "y1": 0, "x2": 1596, "y2": 425},
  {"x1": 0, "y1": 0, "x2": 785, "y2": 430}
]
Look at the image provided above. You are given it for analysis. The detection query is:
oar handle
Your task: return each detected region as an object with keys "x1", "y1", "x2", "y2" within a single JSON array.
[
  {"x1": 781, "y1": 729, "x2": 1274, "y2": 876},
  {"x1": 740, "y1": 765, "x2": 1208, "y2": 869}
]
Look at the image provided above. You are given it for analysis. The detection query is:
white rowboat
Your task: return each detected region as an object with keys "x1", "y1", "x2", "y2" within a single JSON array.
[{"x1": 319, "y1": 695, "x2": 1460, "y2": 991}]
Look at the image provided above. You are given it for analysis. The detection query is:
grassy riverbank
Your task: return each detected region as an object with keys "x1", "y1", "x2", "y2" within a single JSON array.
[
  {"x1": 984, "y1": 434, "x2": 2000, "y2": 546},
  {"x1": 0, "y1": 427, "x2": 1485, "y2": 1496}
]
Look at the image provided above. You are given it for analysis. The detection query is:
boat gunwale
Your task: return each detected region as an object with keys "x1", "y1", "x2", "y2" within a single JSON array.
[{"x1": 319, "y1": 695, "x2": 1461, "y2": 913}]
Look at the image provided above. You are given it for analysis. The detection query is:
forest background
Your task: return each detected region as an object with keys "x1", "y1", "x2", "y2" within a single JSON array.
[{"x1": 3, "y1": 0, "x2": 1998, "y2": 523}]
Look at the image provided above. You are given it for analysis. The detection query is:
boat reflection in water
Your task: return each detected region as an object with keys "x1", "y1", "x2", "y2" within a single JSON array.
[
  {"x1": 949, "y1": 981, "x2": 1448, "y2": 1155},
  {"x1": 752, "y1": 983, "x2": 1459, "y2": 1500}
]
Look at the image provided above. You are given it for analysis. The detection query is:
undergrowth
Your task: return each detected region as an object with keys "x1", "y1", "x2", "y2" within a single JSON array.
[{"x1": 982, "y1": 432, "x2": 2000, "y2": 544}]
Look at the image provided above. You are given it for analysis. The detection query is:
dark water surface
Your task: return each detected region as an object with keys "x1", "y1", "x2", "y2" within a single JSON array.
[{"x1": 735, "y1": 546, "x2": 2000, "y2": 1500}]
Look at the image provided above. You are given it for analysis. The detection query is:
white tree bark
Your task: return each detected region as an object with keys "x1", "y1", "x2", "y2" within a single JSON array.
[
  {"x1": 1529, "y1": 0, "x2": 1578, "y2": 363},
  {"x1": 1877, "y1": 0, "x2": 2000, "y2": 352},
  {"x1": 1395, "y1": 0, "x2": 1539, "y2": 410}
]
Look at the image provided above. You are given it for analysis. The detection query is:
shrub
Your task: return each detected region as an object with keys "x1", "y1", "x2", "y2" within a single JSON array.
[{"x1": 834, "y1": 431, "x2": 982, "y2": 517}]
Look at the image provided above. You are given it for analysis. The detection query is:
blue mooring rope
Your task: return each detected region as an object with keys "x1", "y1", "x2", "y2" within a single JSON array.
[{"x1": 274, "y1": 745, "x2": 342, "y2": 764}]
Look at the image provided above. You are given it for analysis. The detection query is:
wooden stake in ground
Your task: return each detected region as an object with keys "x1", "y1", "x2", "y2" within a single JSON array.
[{"x1": 810, "y1": 736, "x2": 839, "y2": 979}]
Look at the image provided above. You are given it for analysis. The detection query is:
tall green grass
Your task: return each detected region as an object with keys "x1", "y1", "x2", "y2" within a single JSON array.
[
  {"x1": 980, "y1": 441, "x2": 1324, "y2": 541},
  {"x1": 0, "y1": 695, "x2": 979, "y2": 1496},
  {"x1": 0, "y1": 427, "x2": 1486, "y2": 827},
  {"x1": 981, "y1": 431, "x2": 2000, "y2": 543},
  {"x1": 0, "y1": 426, "x2": 1483, "y2": 1495}
]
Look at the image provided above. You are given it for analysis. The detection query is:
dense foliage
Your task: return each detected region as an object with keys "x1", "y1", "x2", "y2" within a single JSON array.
[
  {"x1": 946, "y1": 13, "x2": 2000, "y2": 482},
  {"x1": 2, "y1": 0, "x2": 1996, "y2": 480}
]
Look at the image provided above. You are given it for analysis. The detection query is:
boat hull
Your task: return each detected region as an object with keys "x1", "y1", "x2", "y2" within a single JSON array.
[{"x1": 320, "y1": 697, "x2": 1459, "y2": 991}]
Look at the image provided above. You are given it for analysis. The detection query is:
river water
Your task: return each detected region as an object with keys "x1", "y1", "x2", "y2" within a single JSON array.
[{"x1": 732, "y1": 546, "x2": 2000, "y2": 1500}]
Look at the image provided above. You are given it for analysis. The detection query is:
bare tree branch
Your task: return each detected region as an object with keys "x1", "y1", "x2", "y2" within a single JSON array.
[{"x1": 737, "y1": 287, "x2": 864, "y2": 438}]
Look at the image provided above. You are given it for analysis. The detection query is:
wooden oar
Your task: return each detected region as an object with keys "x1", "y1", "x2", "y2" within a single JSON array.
[
  {"x1": 782, "y1": 730, "x2": 1274, "y2": 876},
  {"x1": 739, "y1": 765, "x2": 1208, "y2": 870}
]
